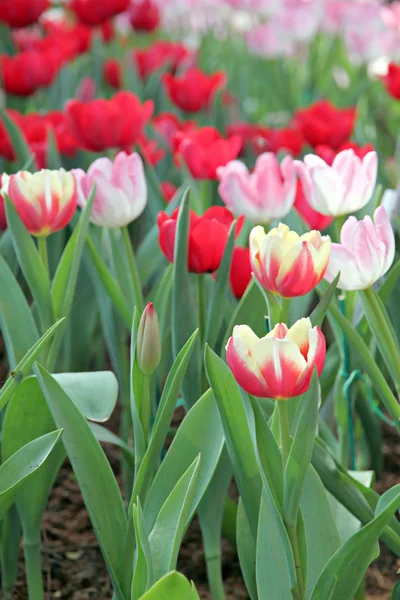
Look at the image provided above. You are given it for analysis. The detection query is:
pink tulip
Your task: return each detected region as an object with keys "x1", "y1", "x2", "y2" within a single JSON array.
[
  {"x1": 217, "y1": 153, "x2": 297, "y2": 223},
  {"x1": 295, "y1": 149, "x2": 378, "y2": 217},
  {"x1": 226, "y1": 318, "x2": 326, "y2": 399},
  {"x1": 73, "y1": 151, "x2": 147, "y2": 228},
  {"x1": 324, "y1": 205, "x2": 395, "y2": 291}
]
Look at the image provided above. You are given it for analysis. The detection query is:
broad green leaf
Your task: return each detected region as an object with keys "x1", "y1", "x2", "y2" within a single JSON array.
[
  {"x1": 0, "y1": 229, "x2": 18, "y2": 273},
  {"x1": 132, "y1": 502, "x2": 153, "y2": 600},
  {"x1": 51, "y1": 224, "x2": 80, "y2": 318},
  {"x1": 310, "y1": 273, "x2": 340, "y2": 328},
  {"x1": 0, "y1": 110, "x2": 37, "y2": 171},
  {"x1": 0, "y1": 430, "x2": 62, "y2": 521},
  {"x1": 237, "y1": 498, "x2": 258, "y2": 600},
  {"x1": 256, "y1": 488, "x2": 296, "y2": 600},
  {"x1": 284, "y1": 372, "x2": 320, "y2": 527},
  {"x1": 139, "y1": 571, "x2": 200, "y2": 599},
  {"x1": 35, "y1": 365, "x2": 127, "y2": 598},
  {"x1": 149, "y1": 456, "x2": 200, "y2": 581},
  {"x1": 205, "y1": 346, "x2": 262, "y2": 540},
  {"x1": 132, "y1": 330, "x2": 199, "y2": 504},
  {"x1": 310, "y1": 485, "x2": 400, "y2": 600},
  {"x1": 4, "y1": 195, "x2": 53, "y2": 331},
  {"x1": 89, "y1": 423, "x2": 135, "y2": 470},
  {"x1": 171, "y1": 189, "x2": 201, "y2": 409},
  {"x1": 0, "y1": 506, "x2": 20, "y2": 596},
  {"x1": 299, "y1": 467, "x2": 340, "y2": 598},
  {"x1": 144, "y1": 389, "x2": 225, "y2": 532},
  {"x1": 0, "y1": 253, "x2": 38, "y2": 368}
]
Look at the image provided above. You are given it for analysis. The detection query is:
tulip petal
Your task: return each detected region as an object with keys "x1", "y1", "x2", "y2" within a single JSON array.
[
  {"x1": 324, "y1": 244, "x2": 366, "y2": 290},
  {"x1": 226, "y1": 328, "x2": 269, "y2": 398},
  {"x1": 294, "y1": 326, "x2": 326, "y2": 395}
]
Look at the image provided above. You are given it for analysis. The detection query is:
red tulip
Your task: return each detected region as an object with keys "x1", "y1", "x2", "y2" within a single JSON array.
[
  {"x1": 135, "y1": 40, "x2": 191, "y2": 80},
  {"x1": 137, "y1": 136, "x2": 165, "y2": 166},
  {"x1": 0, "y1": 0, "x2": 48, "y2": 28},
  {"x1": 129, "y1": 0, "x2": 160, "y2": 31},
  {"x1": 104, "y1": 58, "x2": 122, "y2": 89},
  {"x1": 293, "y1": 100, "x2": 356, "y2": 150},
  {"x1": 383, "y1": 63, "x2": 400, "y2": 100},
  {"x1": 65, "y1": 91, "x2": 153, "y2": 152},
  {"x1": 0, "y1": 50, "x2": 59, "y2": 96},
  {"x1": 294, "y1": 181, "x2": 333, "y2": 231},
  {"x1": 157, "y1": 206, "x2": 244, "y2": 273},
  {"x1": 163, "y1": 68, "x2": 227, "y2": 113},
  {"x1": 315, "y1": 141, "x2": 375, "y2": 167},
  {"x1": 226, "y1": 122, "x2": 303, "y2": 157},
  {"x1": 230, "y1": 246, "x2": 252, "y2": 299},
  {"x1": 173, "y1": 127, "x2": 242, "y2": 180},
  {"x1": 160, "y1": 181, "x2": 178, "y2": 203},
  {"x1": 69, "y1": 0, "x2": 129, "y2": 26},
  {"x1": 153, "y1": 112, "x2": 196, "y2": 147}
]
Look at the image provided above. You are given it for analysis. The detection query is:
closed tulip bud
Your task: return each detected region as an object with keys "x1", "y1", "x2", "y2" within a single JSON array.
[
  {"x1": 324, "y1": 206, "x2": 395, "y2": 291},
  {"x1": 136, "y1": 303, "x2": 161, "y2": 376},
  {"x1": 7, "y1": 169, "x2": 77, "y2": 236},
  {"x1": 250, "y1": 223, "x2": 331, "y2": 297},
  {"x1": 226, "y1": 318, "x2": 326, "y2": 399}
]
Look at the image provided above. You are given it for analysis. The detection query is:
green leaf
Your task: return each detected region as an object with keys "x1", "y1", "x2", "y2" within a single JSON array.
[
  {"x1": 0, "y1": 430, "x2": 62, "y2": 521},
  {"x1": 310, "y1": 272, "x2": 340, "y2": 328},
  {"x1": 139, "y1": 571, "x2": 200, "y2": 599},
  {"x1": 284, "y1": 372, "x2": 320, "y2": 527},
  {"x1": 0, "y1": 506, "x2": 21, "y2": 596},
  {"x1": 46, "y1": 129, "x2": 62, "y2": 170},
  {"x1": 0, "y1": 253, "x2": 38, "y2": 368},
  {"x1": 236, "y1": 498, "x2": 258, "y2": 600},
  {"x1": 256, "y1": 488, "x2": 296, "y2": 600},
  {"x1": 131, "y1": 502, "x2": 153, "y2": 600},
  {"x1": 171, "y1": 189, "x2": 201, "y2": 409},
  {"x1": 132, "y1": 330, "x2": 199, "y2": 504},
  {"x1": 89, "y1": 423, "x2": 135, "y2": 470},
  {"x1": 4, "y1": 194, "x2": 53, "y2": 331},
  {"x1": 205, "y1": 346, "x2": 262, "y2": 540},
  {"x1": 148, "y1": 455, "x2": 200, "y2": 581},
  {"x1": 51, "y1": 225, "x2": 79, "y2": 318},
  {"x1": 35, "y1": 365, "x2": 127, "y2": 598},
  {"x1": 310, "y1": 485, "x2": 400, "y2": 600},
  {"x1": 143, "y1": 389, "x2": 224, "y2": 533},
  {"x1": 0, "y1": 110, "x2": 37, "y2": 171}
]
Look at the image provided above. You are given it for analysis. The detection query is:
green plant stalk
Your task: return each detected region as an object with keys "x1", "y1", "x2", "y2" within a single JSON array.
[
  {"x1": 23, "y1": 539, "x2": 44, "y2": 600},
  {"x1": 279, "y1": 297, "x2": 291, "y2": 325},
  {"x1": 197, "y1": 275, "x2": 206, "y2": 346},
  {"x1": 204, "y1": 549, "x2": 225, "y2": 600},
  {"x1": 140, "y1": 375, "x2": 151, "y2": 451},
  {"x1": 38, "y1": 236, "x2": 49, "y2": 279},
  {"x1": 121, "y1": 226, "x2": 144, "y2": 314},
  {"x1": 279, "y1": 401, "x2": 305, "y2": 600}
]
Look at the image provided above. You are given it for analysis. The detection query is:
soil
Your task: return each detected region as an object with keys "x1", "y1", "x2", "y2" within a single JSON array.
[{"x1": 3, "y1": 413, "x2": 400, "y2": 599}]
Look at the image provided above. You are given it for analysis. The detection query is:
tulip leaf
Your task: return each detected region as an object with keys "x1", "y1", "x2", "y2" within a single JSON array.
[
  {"x1": 0, "y1": 110, "x2": 37, "y2": 171},
  {"x1": 310, "y1": 272, "x2": 340, "y2": 328},
  {"x1": 131, "y1": 501, "x2": 153, "y2": 600},
  {"x1": 310, "y1": 485, "x2": 400, "y2": 600},
  {"x1": 284, "y1": 371, "x2": 320, "y2": 528},
  {"x1": 237, "y1": 498, "x2": 258, "y2": 600},
  {"x1": 51, "y1": 224, "x2": 80, "y2": 318},
  {"x1": 171, "y1": 189, "x2": 201, "y2": 409},
  {"x1": 89, "y1": 423, "x2": 135, "y2": 470},
  {"x1": 149, "y1": 455, "x2": 201, "y2": 581},
  {"x1": 139, "y1": 572, "x2": 200, "y2": 599},
  {"x1": 35, "y1": 365, "x2": 127, "y2": 599},
  {"x1": 256, "y1": 488, "x2": 296, "y2": 600},
  {"x1": 0, "y1": 429, "x2": 62, "y2": 522},
  {"x1": 46, "y1": 129, "x2": 62, "y2": 170},
  {"x1": 1, "y1": 506, "x2": 21, "y2": 596},
  {"x1": 205, "y1": 345, "x2": 262, "y2": 540},
  {"x1": 0, "y1": 253, "x2": 38, "y2": 368},
  {"x1": 143, "y1": 389, "x2": 225, "y2": 532},
  {"x1": 4, "y1": 194, "x2": 53, "y2": 331}
]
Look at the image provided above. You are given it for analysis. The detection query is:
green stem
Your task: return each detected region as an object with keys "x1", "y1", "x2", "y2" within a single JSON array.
[
  {"x1": 197, "y1": 275, "x2": 206, "y2": 346},
  {"x1": 24, "y1": 541, "x2": 44, "y2": 600},
  {"x1": 38, "y1": 236, "x2": 49, "y2": 277},
  {"x1": 287, "y1": 525, "x2": 306, "y2": 600},
  {"x1": 121, "y1": 226, "x2": 144, "y2": 314},
  {"x1": 205, "y1": 550, "x2": 226, "y2": 600},
  {"x1": 140, "y1": 375, "x2": 151, "y2": 452},
  {"x1": 280, "y1": 297, "x2": 291, "y2": 325},
  {"x1": 278, "y1": 401, "x2": 290, "y2": 467}
]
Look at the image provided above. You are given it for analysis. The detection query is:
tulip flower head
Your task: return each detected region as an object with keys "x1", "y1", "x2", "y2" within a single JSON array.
[
  {"x1": 226, "y1": 318, "x2": 326, "y2": 399},
  {"x1": 73, "y1": 152, "x2": 147, "y2": 228},
  {"x1": 163, "y1": 68, "x2": 227, "y2": 113},
  {"x1": 324, "y1": 205, "x2": 395, "y2": 291},
  {"x1": 230, "y1": 246, "x2": 252, "y2": 299},
  {"x1": 293, "y1": 100, "x2": 356, "y2": 150},
  {"x1": 217, "y1": 153, "x2": 297, "y2": 223},
  {"x1": 7, "y1": 169, "x2": 77, "y2": 236},
  {"x1": 295, "y1": 149, "x2": 378, "y2": 217},
  {"x1": 250, "y1": 223, "x2": 331, "y2": 297}
]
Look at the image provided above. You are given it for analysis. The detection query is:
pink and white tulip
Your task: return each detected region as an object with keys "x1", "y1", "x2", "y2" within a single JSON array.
[
  {"x1": 73, "y1": 152, "x2": 147, "y2": 228},
  {"x1": 324, "y1": 205, "x2": 395, "y2": 291},
  {"x1": 226, "y1": 318, "x2": 326, "y2": 399},
  {"x1": 295, "y1": 149, "x2": 378, "y2": 217},
  {"x1": 217, "y1": 153, "x2": 297, "y2": 223},
  {"x1": 250, "y1": 223, "x2": 331, "y2": 297},
  {"x1": 7, "y1": 169, "x2": 77, "y2": 236}
]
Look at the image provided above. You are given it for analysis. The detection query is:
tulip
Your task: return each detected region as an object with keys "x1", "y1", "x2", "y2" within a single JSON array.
[
  {"x1": 173, "y1": 127, "x2": 242, "y2": 180},
  {"x1": 65, "y1": 91, "x2": 153, "y2": 152},
  {"x1": 129, "y1": 0, "x2": 160, "y2": 32},
  {"x1": 294, "y1": 181, "x2": 333, "y2": 231},
  {"x1": 217, "y1": 153, "x2": 297, "y2": 223},
  {"x1": 0, "y1": 0, "x2": 48, "y2": 28},
  {"x1": 226, "y1": 318, "x2": 326, "y2": 399},
  {"x1": 0, "y1": 174, "x2": 9, "y2": 230},
  {"x1": 136, "y1": 302, "x2": 161, "y2": 375},
  {"x1": 135, "y1": 41, "x2": 191, "y2": 80},
  {"x1": 293, "y1": 100, "x2": 356, "y2": 150},
  {"x1": 0, "y1": 50, "x2": 59, "y2": 96},
  {"x1": 7, "y1": 169, "x2": 77, "y2": 236},
  {"x1": 158, "y1": 206, "x2": 243, "y2": 274},
  {"x1": 153, "y1": 112, "x2": 196, "y2": 148},
  {"x1": 295, "y1": 149, "x2": 378, "y2": 217},
  {"x1": 383, "y1": 62, "x2": 400, "y2": 100},
  {"x1": 73, "y1": 152, "x2": 147, "y2": 228},
  {"x1": 69, "y1": 0, "x2": 128, "y2": 25},
  {"x1": 250, "y1": 223, "x2": 331, "y2": 298},
  {"x1": 324, "y1": 206, "x2": 395, "y2": 291},
  {"x1": 162, "y1": 68, "x2": 226, "y2": 113},
  {"x1": 230, "y1": 246, "x2": 252, "y2": 299},
  {"x1": 315, "y1": 142, "x2": 375, "y2": 167}
]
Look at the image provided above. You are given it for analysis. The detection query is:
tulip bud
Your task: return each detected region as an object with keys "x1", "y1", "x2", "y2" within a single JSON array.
[{"x1": 136, "y1": 303, "x2": 161, "y2": 375}]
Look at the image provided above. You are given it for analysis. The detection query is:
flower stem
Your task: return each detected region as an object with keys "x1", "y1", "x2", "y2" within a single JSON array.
[
  {"x1": 38, "y1": 236, "x2": 49, "y2": 277},
  {"x1": 24, "y1": 540, "x2": 44, "y2": 600},
  {"x1": 121, "y1": 226, "x2": 144, "y2": 314},
  {"x1": 278, "y1": 400, "x2": 290, "y2": 467},
  {"x1": 197, "y1": 275, "x2": 206, "y2": 345}
]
